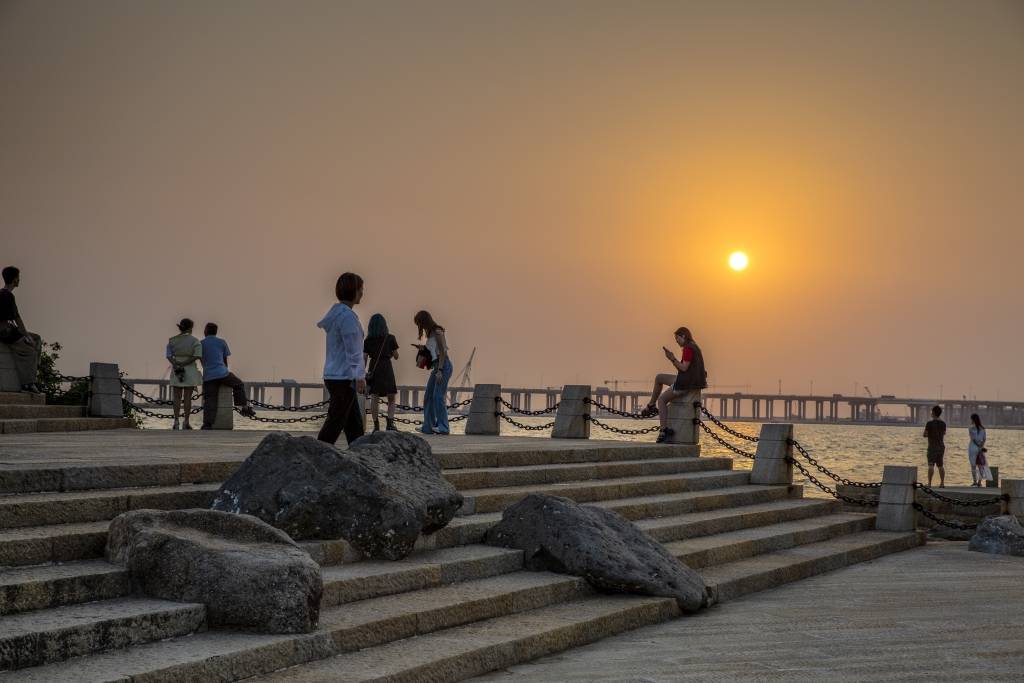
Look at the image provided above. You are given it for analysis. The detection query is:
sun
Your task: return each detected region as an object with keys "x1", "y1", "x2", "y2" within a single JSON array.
[{"x1": 728, "y1": 251, "x2": 749, "y2": 271}]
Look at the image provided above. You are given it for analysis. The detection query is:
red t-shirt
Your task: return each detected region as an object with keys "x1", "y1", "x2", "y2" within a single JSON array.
[{"x1": 680, "y1": 346, "x2": 694, "y2": 362}]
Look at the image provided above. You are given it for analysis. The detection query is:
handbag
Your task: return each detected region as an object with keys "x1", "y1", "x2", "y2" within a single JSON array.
[
  {"x1": 977, "y1": 449, "x2": 993, "y2": 481},
  {"x1": 415, "y1": 346, "x2": 433, "y2": 370}
]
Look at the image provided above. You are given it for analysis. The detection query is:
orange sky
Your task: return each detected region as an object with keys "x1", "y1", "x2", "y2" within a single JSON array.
[{"x1": 3, "y1": 1, "x2": 1023, "y2": 399}]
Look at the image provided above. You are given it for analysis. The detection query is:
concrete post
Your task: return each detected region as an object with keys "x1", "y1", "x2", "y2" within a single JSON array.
[
  {"x1": 89, "y1": 363, "x2": 124, "y2": 417},
  {"x1": 986, "y1": 466, "x2": 1000, "y2": 488},
  {"x1": 664, "y1": 390, "x2": 701, "y2": 444},
  {"x1": 552, "y1": 385, "x2": 590, "y2": 439},
  {"x1": 465, "y1": 384, "x2": 501, "y2": 435},
  {"x1": 876, "y1": 465, "x2": 918, "y2": 532},
  {"x1": 0, "y1": 345, "x2": 20, "y2": 391},
  {"x1": 211, "y1": 384, "x2": 234, "y2": 430},
  {"x1": 1001, "y1": 479, "x2": 1024, "y2": 519},
  {"x1": 750, "y1": 423, "x2": 793, "y2": 485}
]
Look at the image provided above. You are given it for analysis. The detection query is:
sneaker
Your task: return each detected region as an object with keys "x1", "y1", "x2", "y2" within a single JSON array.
[
  {"x1": 655, "y1": 427, "x2": 674, "y2": 444},
  {"x1": 239, "y1": 405, "x2": 257, "y2": 419},
  {"x1": 21, "y1": 384, "x2": 42, "y2": 394},
  {"x1": 386, "y1": 419, "x2": 398, "y2": 431}
]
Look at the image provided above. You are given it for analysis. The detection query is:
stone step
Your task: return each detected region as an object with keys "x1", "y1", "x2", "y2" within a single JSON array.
[
  {"x1": 0, "y1": 460, "x2": 732, "y2": 530},
  {"x1": 0, "y1": 520, "x2": 109, "y2": 566},
  {"x1": 0, "y1": 392, "x2": 46, "y2": 406},
  {"x1": 666, "y1": 512, "x2": 877, "y2": 569},
  {"x1": 0, "y1": 406, "x2": 85, "y2": 420},
  {"x1": 701, "y1": 528, "x2": 926, "y2": 602},
  {"x1": 303, "y1": 484, "x2": 802, "y2": 564},
  {"x1": 0, "y1": 596, "x2": 205, "y2": 671},
  {"x1": 0, "y1": 418, "x2": 135, "y2": 435},
  {"x1": 0, "y1": 444, "x2": 701, "y2": 496},
  {"x1": 0, "y1": 559, "x2": 130, "y2": 616},
  {"x1": 0, "y1": 483, "x2": 218, "y2": 529},
  {"x1": 637, "y1": 498, "x2": 839, "y2": 544},
  {"x1": 461, "y1": 470, "x2": 752, "y2": 514},
  {"x1": 442, "y1": 456, "x2": 732, "y2": 490},
  {"x1": 250, "y1": 594, "x2": 679, "y2": 683},
  {"x1": 1, "y1": 572, "x2": 603, "y2": 683}
]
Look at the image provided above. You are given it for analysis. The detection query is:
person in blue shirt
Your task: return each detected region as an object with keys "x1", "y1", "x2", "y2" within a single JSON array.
[
  {"x1": 200, "y1": 322, "x2": 256, "y2": 429},
  {"x1": 316, "y1": 272, "x2": 367, "y2": 446}
]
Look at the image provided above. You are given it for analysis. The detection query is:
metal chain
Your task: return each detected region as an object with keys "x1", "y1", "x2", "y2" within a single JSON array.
[
  {"x1": 249, "y1": 398, "x2": 330, "y2": 412},
  {"x1": 393, "y1": 416, "x2": 425, "y2": 426},
  {"x1": 912, "y1": 503, "x2": 978, "y2": 530},
  {"x1": 697, "y1": 420, "x2": 756, "y2": 459},
  {"x1": 583, "y1": 397, "x2": 657, "y2": 420},
  {"x1": 121, "y1": 381, "x2": 201, "y2": 405},
  {"x1": 123, "y1": 399, "x2": 203, "y2": 418},
  {"x1": 496, "y1": 412, "x2": 555, "y2": 431},
  {"x1": 234, "y1": 407, "x2": 327, "y2": 424},
  {"x1": 586, "y1": 414, "x2": 661, "y2": 435},
  {"x1": 698, "y1": 405, "x2": 759, "y2": 442},
  {"x1": 55, "y1": 373, "x2": 93, "y2": 382},
  {"x1": 788, "y1": 438, "x2": 882, "y2": 489},
  {"x1": 786, "y1": 456, "x2": 879, "y2": 507},
  {"x1": 914, "y1": 483, "x2": 1008, "y2": 508},
  {"x1": 498, "y1": 398, "x2": 561, "y2": 415}
]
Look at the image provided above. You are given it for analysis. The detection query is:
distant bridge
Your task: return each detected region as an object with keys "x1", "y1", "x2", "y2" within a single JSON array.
[{"x1": 122, "y1": 379, "x2": 1024, "y2": 428}]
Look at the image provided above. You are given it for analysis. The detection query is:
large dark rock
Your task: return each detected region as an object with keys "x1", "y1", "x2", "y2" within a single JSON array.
[
  {"x1": 968, "y1": 515, "x2": 1024, "y2": 556},
  {"x1": 211, "y1": 431, "x2": 463, "y2": 560},
  {"x1": 485, "y1": 493, "x2": 710, "y2": 612},
  {"x1": 106, "y1": 509, "x2": 322, "y2": 633}
]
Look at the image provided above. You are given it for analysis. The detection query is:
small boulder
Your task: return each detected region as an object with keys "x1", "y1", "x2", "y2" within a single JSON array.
[
  {"x1": 211, "y1": 431, "x2": 463, "y2": 560},
  {"x1": 968, "y1": 515, "x2": 1024, "y2": 556},
  {"x1": 485, "y1": 493, "x2": 710, "y2": 612},
  {"x1": 106, "y1": 509, "x2": 322, "y2": 634}
]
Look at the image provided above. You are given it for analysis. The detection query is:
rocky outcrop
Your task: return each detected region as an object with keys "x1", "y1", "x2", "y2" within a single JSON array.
[
  {"x1": 106, "y1": 509, "x2": 322, "y2": 633},
  {"x1": 485, "y1": 493, "x2": 710, "y2": 612},
  {"x1": 211, "y1": 431, "x2": 463, "y2": 560},
  {"x1": 968, "y1": 515, "x2": 1024, "y2": 556}
]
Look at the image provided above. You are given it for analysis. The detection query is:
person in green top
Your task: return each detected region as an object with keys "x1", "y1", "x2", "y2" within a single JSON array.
[{"x1": 165, "y1": 318, "x2": 202, "y2": 430}]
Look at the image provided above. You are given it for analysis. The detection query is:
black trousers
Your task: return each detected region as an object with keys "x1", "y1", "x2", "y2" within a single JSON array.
[
  {"x1": 202, "y1": 372, "x2": 247, "y2": 429},
  {"x1": 317, "y1": 379, "x2": 365, "y2": 447}
]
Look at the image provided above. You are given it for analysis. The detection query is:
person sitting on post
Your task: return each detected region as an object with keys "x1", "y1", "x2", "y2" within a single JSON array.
[
  {"x1": 0, "y1": 266, "x2": 43, "y2": 393},
  {"x1": 644, "y1": 326, "x2": 708, "y2": 443},
  {"x1": 200, "y1": 322, "x2": 256, "y2": 430}
]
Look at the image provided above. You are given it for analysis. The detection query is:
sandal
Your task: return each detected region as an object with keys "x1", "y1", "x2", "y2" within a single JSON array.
[
  {"x1": 655, "y1": 427, "x2": 674, "y2": 444},
  {"x1": 642, "y1": 402, "x2": 659, "y2": 418}
]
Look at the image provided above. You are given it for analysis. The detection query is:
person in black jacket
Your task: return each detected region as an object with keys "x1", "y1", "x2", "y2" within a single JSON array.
[
  {"x1": 0, "y1": 266, "x2": 42, "y2": 393},
  {"x1": 644, "y1": 326, "x2": 708, "y2": 443}
]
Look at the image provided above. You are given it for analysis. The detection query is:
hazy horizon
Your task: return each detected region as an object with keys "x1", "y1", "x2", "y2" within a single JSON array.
[{"x1": 3, "y1": 1, "x2": 1023, "y2": 399}]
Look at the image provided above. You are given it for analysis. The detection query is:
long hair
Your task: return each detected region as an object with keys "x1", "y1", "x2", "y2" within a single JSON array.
[
  {"x1": 367, "y1": 313, "x2": 389, "y2": 339},
  {"x1": 674, "y1": 326, "x2": 694, "y2": 345},
  {"x1": 970, "y1": 413, "x2": 984, "y2": 430},
  {"x1": 414, "y1": 310, "x2": 442, "y2": 340}
]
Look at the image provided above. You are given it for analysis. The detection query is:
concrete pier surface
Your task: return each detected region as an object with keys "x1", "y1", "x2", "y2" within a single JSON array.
[{"x1": 473, "y1": 542, "x2": 1024, "y2": 683}]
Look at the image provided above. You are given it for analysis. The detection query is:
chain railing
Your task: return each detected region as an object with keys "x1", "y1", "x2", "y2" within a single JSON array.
[
  {"x1": 914, "y1": 483, "x2": 1008, "y2": 508},
  {"x1": 698, "y1": 404, "x2": 759, "y2": 442},
  {"x1": 249, "y1": 398, "x2": 330, "y2": 412},
  {"x1": 496, "y1": 412, "x2": 555, "y2": 431},
  {"x1": 912, "y1": 503, "x2": 978, "y2": 531},
  {"x1": 498, "y1": 398, "x2": 561, "y2": 416},
  {"x1": 786, "y1": 456, "x2": 880, "y2": 507},
  {"x1": 697, "y1": 420, "x2": 756, "y2": 459},
  {"x1": 583, "y1": 397, "x2": 656, "y2": 420},
  {"x1": 123, "y1": 398, "x2": 203, "y2": 419},
  {"x1": 787, "y1": 438, "x2": 881, "y2": 489},
  {"x1": 121, "y1": 380, "x2": 201, "y2": 405},
  {"x1": 586, "y1": 414, "x2": 661, "y2": 435}
]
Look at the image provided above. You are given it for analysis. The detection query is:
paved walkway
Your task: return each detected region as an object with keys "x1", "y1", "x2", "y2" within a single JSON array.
[{"x1": 473, "y1": 543, "x2": 1024, "y2": 682}]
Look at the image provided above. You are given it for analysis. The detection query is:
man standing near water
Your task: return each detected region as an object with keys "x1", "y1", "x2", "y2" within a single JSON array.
[{"x1": 923, "y1": 405, "x2": 946, "y2": 487}]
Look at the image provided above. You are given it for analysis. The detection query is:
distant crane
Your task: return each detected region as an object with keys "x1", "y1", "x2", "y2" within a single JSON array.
[
  {"x1": 863, "y1": 385, "x2": 874, "y2": 398},
  {"x1": 602, "y1": 379, "x2": 648, "y2": 391},
  {"x1": 454, "y1": 347, "x2": 476, "y2": 387}
]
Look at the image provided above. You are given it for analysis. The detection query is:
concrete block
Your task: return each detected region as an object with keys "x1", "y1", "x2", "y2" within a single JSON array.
[
  {"x1": 750, "y1": 423, "x2": 793, "y2": 485},
  {"x1": 89, "y1": 362, "x2": 120, "y2": 380},
  {"x1": 0, "y1": 345, "x2": 19, "y2": 391},
  {"x1": 552, "y1": 386, "x2": 591, "y2": 439},
  {"x1": 212, "y1": 385, "x2": 234, "y2": 430},
  {"x1": 664, "y1": 391, "x2": 701, "y2": 445},
  {"x1": 876, "y1": 465, "x2": 918, "y2": 532},
  {"x1": 465, "y1": 384, "x2": 500, "y2": 436},
  {"x1": 89, "y1": 393, "x2": 124, "y2": 419},
  {"x1": 89, "y1": 363, "x2": 123, "y2": 417},
  {"x1": 1002, "y1": 479, "x2": 1024, "y2": 518}
]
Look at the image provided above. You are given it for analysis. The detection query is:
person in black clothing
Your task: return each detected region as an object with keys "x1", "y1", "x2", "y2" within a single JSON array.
[
  {"x1": 644, "y1": 326, "x2": 708, "y2": 443},
  {"x1": 363, "y1": 313, "x2": 400, "y2": 432},
  {"x1": 923, "y1": 404, "x2": 946, "y2": 487},
  {"x1": 0, "y1": 266, "x2": 42, "y2": 393}
]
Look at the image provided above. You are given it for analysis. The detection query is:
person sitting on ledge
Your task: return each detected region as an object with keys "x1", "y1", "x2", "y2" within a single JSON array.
[
  {"x1": 0, "y1": 266, "x2": 42, "y2": 393},
  {"x1": 200, "y1": 322, "x2": 256, "y2": 430},
  {"x1": 644, "y1": 326, "x2": 708, "y2": 443}
]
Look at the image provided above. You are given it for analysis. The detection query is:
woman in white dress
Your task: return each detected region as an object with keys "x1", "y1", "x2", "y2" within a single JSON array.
[{"x1": 968, "y1": 413, "x2": 987, "y2": 487}]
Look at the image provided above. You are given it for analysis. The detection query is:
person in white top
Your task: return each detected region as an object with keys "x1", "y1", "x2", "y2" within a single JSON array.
[
  {"x1": 414, "y1": 310, "x2": 452, "y2": 435},
  {"x1": 968, "y1": 413, "x2": 987, "y2": 487},
  {"x1": 316, "y1": 272, "x2": 366, "y2": 446}
]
